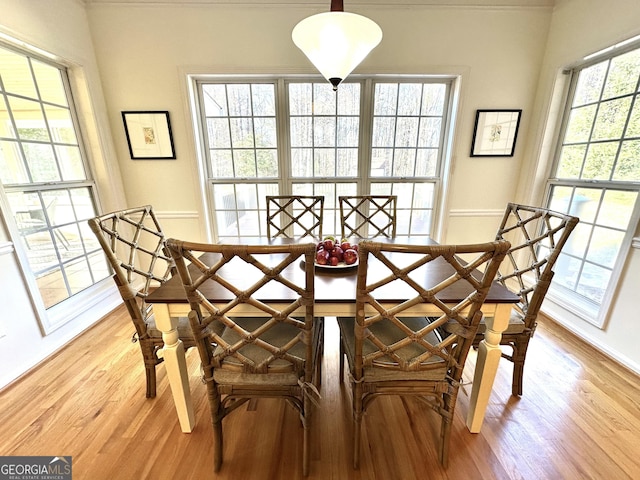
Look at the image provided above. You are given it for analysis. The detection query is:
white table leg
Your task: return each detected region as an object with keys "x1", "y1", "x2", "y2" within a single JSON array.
[
  {"x1": 153, "y1": 303, "x2": 195, "y2": 433},
  {"x1": 466, "y1": 304, "x2": 511, "y2": 433}
]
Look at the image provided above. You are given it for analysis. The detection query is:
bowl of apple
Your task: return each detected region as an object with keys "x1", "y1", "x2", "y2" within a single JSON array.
[{"x1": 314, "y1": 236, "x2": 359, "y2": 270}]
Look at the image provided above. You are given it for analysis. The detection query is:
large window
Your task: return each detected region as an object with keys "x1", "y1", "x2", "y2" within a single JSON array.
[
  {"x1": 546, "y1": 43, "x2": 640, "y2": 324},
  {"x1": 196, "y1": 78, "x2": 453, "y2": 241},
  {"x1": 0, "y1": 44, "x2": 108, "y2": 312}
]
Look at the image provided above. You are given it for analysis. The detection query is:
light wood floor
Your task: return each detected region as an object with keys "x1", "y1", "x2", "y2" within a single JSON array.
[{"x1": 2, "y1": 305, "x2": 640, "y2": 479}]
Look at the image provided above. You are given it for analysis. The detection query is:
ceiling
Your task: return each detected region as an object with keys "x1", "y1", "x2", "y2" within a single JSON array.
[{"x1": 81, "y1": 0, "x2": 557, "y2": 7}]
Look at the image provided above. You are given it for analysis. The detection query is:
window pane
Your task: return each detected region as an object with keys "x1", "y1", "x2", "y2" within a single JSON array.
[
  {"x1": 614, "y1": 140, "x2": 640, "y2": 180},
  {"x1": 576, "y1": 263, "x2": 611, "y2": 304},
  {"x1": 10, "y1": 97, "x2": 49, "y2": 141},
  {"x1": 32, "y1": 60, "x2": 68, "y2": 107},
  {"x1": 201, "y1": 78, "x2": 449, "y2": 242},
  {"x1": 0, "y1": 140, "x2": 29, "y2": 184},
  {"x1": 564, "y1": 105, "x2": 596, "y2": 143},
  {"x1": 0, "y1": 95, "x2": 16, "y2": 137},
  {"x1": 422, "y1": 84, "x2": 446, "y2": 115},
  {"x1": 602, "y1": 49, "x2": 640, "y2": 100},
  {"x1": 56, "y1": 145, "x2": 86, "y2": 181},
  {"x1": 202, "y1": 84, "x2": 228, "y2": 116},
  {"x1": 0, "y1": 48, "x2": 37, "y2": 98},
  {"x1": 556, "y1": 145, "x2": 586, "y2": 179},
  {"x1": 227, "y1": 84, "x2": 252, "y2": 116},
  {"x1": 289, "y1": 81, "x2": 360, "y2": 180},
  {"x1": 573, "y1": 61, "x2": 607, "y2": 106},
  {"x1": 397, "y1": 84, "x2": 422, "y2": 115},
  {"x1": 24, "y1": 142, "x2": 59, "y2": 182},
  {"x1": 548, "y1": 44, "x2": 640, "y2": 312},
  {"x1": 591, "y1": 97, "x2": 631, "y2": 140},
  {"x1": 207, "y1": 118, "x2": 231, "y2": 148},
  {"x1": 252, "y1": 84, "x2": 275, "y2": 116},
  {"x1": 582, "y1": 141, "x2": 617, "y2": 179},
  {"x1": 2, "y1": 44, "x2": 104, "y2": 311},
  {"x1": 337, "y1": 83, "x2": 360, "y2": 115},
  {"x1": 597, "y1": 190, "x2": 637, "y2": 229}
]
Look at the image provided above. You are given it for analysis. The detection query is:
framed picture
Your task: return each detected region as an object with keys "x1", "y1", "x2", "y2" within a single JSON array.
[
  {"x1": 121, "y1": 111, "x2": 176, "y2": 159},
  {"x1": 470, "y1": 109, "x2": 522, "y2": 157}
]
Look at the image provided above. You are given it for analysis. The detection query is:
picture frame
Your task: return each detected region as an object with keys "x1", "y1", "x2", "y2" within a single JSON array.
[
  {"x1": 121, "y1": 111, "x2": 176, "y2": 160},
  {"x1": 470, "y1": 109, "x2": 522, "y2": 157}
]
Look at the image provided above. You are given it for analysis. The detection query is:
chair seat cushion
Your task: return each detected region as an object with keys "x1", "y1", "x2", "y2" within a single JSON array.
[
  {"x1": 337, "y1": 316, "x2": 447, "y2": 382},
  {"x1": 213, "y1": 317, "x2": 312, "y2": 386},
  {"x1": 146, "y1": 314, "x2": 193, "y2": 339}
]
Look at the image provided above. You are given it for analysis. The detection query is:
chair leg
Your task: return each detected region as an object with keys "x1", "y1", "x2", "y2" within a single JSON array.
[
  {"x1": 511, "y1": 337, "x2": 530, "y2": 397},
  {"x1": 302, "y1": 394, "x2": 311, "y2": 476},
  {"x1": 145, "y1": 364, "x2": 157, "y2": 398},
  {"x1": 439, "y1": 391, "x2": 455, "y2": 468},
  {"x1": 352, "y1": 383, "x2": 363, "y2": 469},
  {"x1": 210, "y1": 387, "x2": 224, "y2": 472},
  {"x1": 440, "y1": 415, "x2": 451, "y2": 468},
  {"x1": 339, "y1": 341, "x2": 345, "y2": 383}
]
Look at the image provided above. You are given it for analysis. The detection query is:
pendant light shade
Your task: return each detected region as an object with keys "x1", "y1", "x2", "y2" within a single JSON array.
[{"x1": 292, "y1": 1, "x2": 382, "y2": 91}]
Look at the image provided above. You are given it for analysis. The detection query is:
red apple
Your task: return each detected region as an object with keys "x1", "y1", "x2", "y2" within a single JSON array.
[
  {"x1": 316, "y1": 249, "x2": 330, "y2": 265},
  {"x1": 343, "y1": 248, "x2": 358, "y2": 265},
  {"x1": 340, "y1": 241, "x2": 351, "y2": 251},
  {"x1": 329, "y1": 256, "x2": 340, "y2": 266},
  {"x1": 323, "y1": 239, "x2": 335, "y2": 251},
  {"x1": 332, "y1": 246, "x2": 344, "y2": 261}
]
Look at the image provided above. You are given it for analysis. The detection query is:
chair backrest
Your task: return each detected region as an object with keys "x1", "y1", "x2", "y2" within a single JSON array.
[
  {"x1": 353, "y1": 240, "x2": 510, "y2": 382},
  {"x1": 339, "y1": 195, "x2": 397, "y2": 239},
  {"x1": 166, "y1": 240, "x2": 316, "y2": 380},
  {"x1": 266, "y1": 195, "x2": 324, "y2": 240},
  {"x1": 495, "y1": 202, "x2": 579, "y2": 328},
  {"x1": 88, "y1": 205, "x2": 175, "y2": 335}
]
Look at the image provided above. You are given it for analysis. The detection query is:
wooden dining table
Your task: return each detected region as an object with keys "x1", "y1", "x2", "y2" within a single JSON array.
[{"x1": 145, "y1": 237, "x2": 519, "y2": 434}]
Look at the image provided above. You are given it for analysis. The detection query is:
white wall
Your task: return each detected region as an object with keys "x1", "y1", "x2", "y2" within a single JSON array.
[
  {"x1": 1, "y1": 0, "x2": 639, "y2": 388},
  {"x1": 85, "y1": 3, "x2": 552, "y2": 244},
  {"x1": 520, "y1": 0, "x2": 640, "y2": 373},
  {"x1": 0, "y1": 0, "x2": 125, "y2": 388}
]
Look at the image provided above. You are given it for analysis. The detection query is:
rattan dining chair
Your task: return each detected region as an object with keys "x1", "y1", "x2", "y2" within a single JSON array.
[
  {"x1": 88, "y1": 205, "x2": 195, "y2": 398},
  {"x1": 469, "y1": 202, "x2": 579, "y2": 396},
  {"x1": 339, "y1": 195, "x2": 397, "y2": 239},
  {"x1": 266, "y1": 195, "x2": 324, "y2": 240},
  {"x1": 166, "y1": 239, "x2": 320, "y2": 476},
  {"x1": 337, "y1": 239, "x2": 510, "y2": 468}
]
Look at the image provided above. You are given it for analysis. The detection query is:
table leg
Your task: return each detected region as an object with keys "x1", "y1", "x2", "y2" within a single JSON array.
[
  {"x1": 153, "y1": 303, "x2": 195, "y2": 433},
  {"x1": 466, "y1": 303, "x2": 511, "y2": 433}
]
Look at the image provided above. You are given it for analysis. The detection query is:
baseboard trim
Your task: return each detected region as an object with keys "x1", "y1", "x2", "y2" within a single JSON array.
[{"x1": 540, "y1": 310, "x2": 640, "y2": 377}]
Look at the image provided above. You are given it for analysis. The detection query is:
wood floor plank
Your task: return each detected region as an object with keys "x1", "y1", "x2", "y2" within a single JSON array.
[{"x1": 2, "y1": 306, "x2": 640, "y2": 479}]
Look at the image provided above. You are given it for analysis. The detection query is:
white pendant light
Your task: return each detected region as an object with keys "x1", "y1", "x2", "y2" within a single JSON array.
[{"x1": 292, "y1": 0, "x2": 382, "y2": 91}]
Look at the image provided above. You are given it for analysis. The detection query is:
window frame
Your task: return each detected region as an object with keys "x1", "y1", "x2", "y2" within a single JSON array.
[
  {"x1": 543, "y1": 40, "x2": 640, "y2": 328},
  {"x1": 0, "y1": 40, "x2": 110, "y2": 334},
  {"x1": 192, "y1": 75, "x2": 455, "y2": 243}
]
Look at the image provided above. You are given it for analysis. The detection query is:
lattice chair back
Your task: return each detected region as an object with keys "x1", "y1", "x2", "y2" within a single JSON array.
[
  {"x1": 470, "y1": 202, "x2": 579, "y2": 397},
  {"x1": 339, "y1": 195, "x2": 397, "y2": 239},
  {"x1": 338, "y1": 239, "x2": 510, "y2": 468},
  {"x1": 494, "y1": 203, "x2": 579, "y2": 332},
  {"x1": 88, "y1": 205, "x2": 193, "y2": 398},
  {"x1": 266, "y1": 195, "x2": 324, "y2": 240},
  {"x1": 166, "y1": 239, "x2": 318, "y2": 476}
]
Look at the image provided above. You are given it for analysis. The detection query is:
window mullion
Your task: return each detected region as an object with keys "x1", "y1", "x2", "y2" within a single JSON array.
[
  {"x1": 277, "y1": 79, "x2": 291, "y2": 195},
  {"x1": 358, "y1": 78, "x2": 374, "y2": 195}
]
